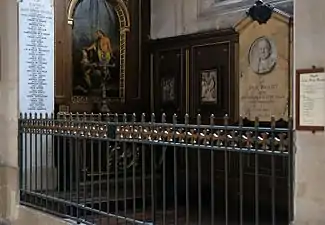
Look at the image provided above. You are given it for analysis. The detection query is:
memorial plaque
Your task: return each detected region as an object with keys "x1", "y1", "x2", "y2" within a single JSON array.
[
  {"x1": 19, "y1": 0, "x2": 54, "y2": 115},
  {"x1": 18, "y1": 0, "x2": 55, "y2": 191},
  {"x1": 240, "y1": 37, "x2": 288, "y2": 121},
  {"x1": 240, "y1": 76, "x2": 288, "y2": 121},
  {"x1": 235, "y1": 11, "x2": 292, "y2": 122},
  {"x1": 296, "y1": 68, "x2": 325, "y2": 131}
]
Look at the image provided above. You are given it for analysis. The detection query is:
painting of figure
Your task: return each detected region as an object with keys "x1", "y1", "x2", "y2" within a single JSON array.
[
  {"x1": 201, "y1": 70, "x2": 217, "y2": 103},
  {"x1": 72, "y1": 0, "x2": 120, "y2": 97}
]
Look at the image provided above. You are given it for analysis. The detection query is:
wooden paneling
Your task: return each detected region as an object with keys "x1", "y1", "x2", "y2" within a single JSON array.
[
  {"x1": 54, "y1": 0, "x2": 69, "y2": 104},
  {"x1": 191, "y1": 42, "x2": 232, "y2": 119},
  {"x1": 154, "y1": 48, "x2": 184, "y2": 120},
  {"x1": 150, "y1": 30, "x2": 238, "y2": 124}
]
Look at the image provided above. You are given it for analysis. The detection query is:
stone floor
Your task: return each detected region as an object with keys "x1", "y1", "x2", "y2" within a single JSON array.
[{"x1": 90, "y1": 209, "x2": 289, "y2": 225}]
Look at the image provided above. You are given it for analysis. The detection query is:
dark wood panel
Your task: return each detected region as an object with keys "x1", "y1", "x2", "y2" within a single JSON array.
[
  {"x1": 149, "y1": 29, "x2": 238, "y2": 123},
  {"x1": 54, "y1": 0, "x2": 68, "y2": 100},
  {"x1": 154, "y1": 49, "x2": 184, "y2": 120},
  {"x1": 190, "y1": 42, "x2": 234, "y2": 120}
]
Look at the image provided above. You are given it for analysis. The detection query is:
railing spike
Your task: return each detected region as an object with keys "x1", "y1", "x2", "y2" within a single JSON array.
[
  {"x1": 239, "y1": 115, "x2": 243, "y2": 127},
  {"x1": 224, "y1": 114, "x2": 229, "y2": 126},
  {"x1": 172, "y1": 114, "x2": 177, "y2": 124},
  {"x1": 123, "y1": 113, "x2": 127, "y2": 122},
  {"x1": 162, "y1": 113, "x2": 166, "y2": 123},
  {"x1": 132, "y1": 113, "x2": 136, "y2": 122},
  {"x1": 184, "y1": 114, "x2": 189, "y2": 125},
  {"x1": 141, "y1": 113, "x2": 146, "y2": 122},
  {"x1": 209, "y1": 114, "x2": 214, "y2": 125},
  {"x1": 197, "y1": 114, "x2": 201, "y2": 125},
  {"x1": 271, "y1": 116, "x2": 276, "y2": 129},
  {"x1": 254, "y1": 116, "x2": 259, "y2": 127}
]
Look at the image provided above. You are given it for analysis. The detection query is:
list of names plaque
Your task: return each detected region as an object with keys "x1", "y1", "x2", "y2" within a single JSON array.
[{"x1": 19, "y1": 0, "x2": 54, "y2": 115}]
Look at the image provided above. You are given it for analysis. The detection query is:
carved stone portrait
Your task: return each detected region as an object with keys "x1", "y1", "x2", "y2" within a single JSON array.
[
  {"x1": 161, "y1": 77, "x2": 175, "y2": 102},
  {"x1": 248, "y1": 37, "x2": 277, "y2": 75},
  {"x1": 201, "y1": 70, "x2": 217, "y2": 103}
]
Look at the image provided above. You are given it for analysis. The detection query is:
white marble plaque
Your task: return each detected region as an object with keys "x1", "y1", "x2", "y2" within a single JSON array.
[
  {"x1": 19, "y1": 0, "x2": 54, "y2": 115},
  {"x1": 249, "y1": 37, "x2": 277, "y2": 75},
  {"x1": 299, "y1": 73, "x2": 325, "y2": 127},
  {"x1": 19, "y1": 0, "x2": 56, "y2": 191}
]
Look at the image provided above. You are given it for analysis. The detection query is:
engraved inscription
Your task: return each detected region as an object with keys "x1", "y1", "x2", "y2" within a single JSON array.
[
  {"x1": 19, "y1": 0, "x2": 54, "y2": 114},
  {"x1": 240, "y1": 78, "x2": 287, "y2": 120}
]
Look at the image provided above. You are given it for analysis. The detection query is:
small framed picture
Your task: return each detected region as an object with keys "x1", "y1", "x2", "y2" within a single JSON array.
[
  {"x1": 200, "y1": 69, "x2": 218, "y2": 103},
  {"x1": 161, "y1": 77, "x2": 175, "y2": 103}
]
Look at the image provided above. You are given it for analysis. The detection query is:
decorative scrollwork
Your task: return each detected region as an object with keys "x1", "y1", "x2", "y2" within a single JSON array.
[
  {"x1": 20, "y1": 113, "x2": 292, "y2": 155},
  {"x1": 115, "y1": 124, "x2": 291, "y2": 154}
]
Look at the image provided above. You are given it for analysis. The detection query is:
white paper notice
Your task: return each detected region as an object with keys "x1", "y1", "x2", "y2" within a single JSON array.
[
  {"x1": 299, "y1": 72, "x2": 325, "y2": 127},
  {"x1": 19, "y1": 0, "x2": 54, "y2": 115}
]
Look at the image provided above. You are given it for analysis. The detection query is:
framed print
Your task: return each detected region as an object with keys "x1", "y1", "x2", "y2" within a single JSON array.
[
  {"x1": 161, "y1": 77, "x2": 176, "y2": 103},
  {"x1": 200, "y1": 69, "x2": 218, "y2": 103}
]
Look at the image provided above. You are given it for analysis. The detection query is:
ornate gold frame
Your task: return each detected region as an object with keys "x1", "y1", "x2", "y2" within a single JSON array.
[{"x1": 67, "y1": 0, "x2": 130, "y2": 103}]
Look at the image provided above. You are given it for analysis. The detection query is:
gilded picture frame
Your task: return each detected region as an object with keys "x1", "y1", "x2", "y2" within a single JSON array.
[{"x1": 67, "y1": 0, "x2": 130, "y2": 104}]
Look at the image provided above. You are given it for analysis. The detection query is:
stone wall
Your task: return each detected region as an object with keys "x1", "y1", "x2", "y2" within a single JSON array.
[
  {"x1": 294, "y1": 0, "x2": 325, "y2": 224},
  {"x1": 151, "y1": 0, "x2": 293, "y2": 39},
  {"x1": 0, "y1": 0, "x2": 19, "y2": 221},
  {"x1": 0, "y1": 0, "x2": 65, "y2": 224}
]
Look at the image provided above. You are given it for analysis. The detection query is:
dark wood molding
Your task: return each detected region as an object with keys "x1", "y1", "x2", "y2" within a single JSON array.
[
  {"x1": 149, "y1": 29, "x2": 238, "y2": 49},
  {"x1": 149, "y1": 29, "x2": 238, "y2": 124}
]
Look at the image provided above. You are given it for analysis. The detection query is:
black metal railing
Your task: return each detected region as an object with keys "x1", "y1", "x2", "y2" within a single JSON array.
[{"x1": 18, "y1": 113, "x2": 294, "y2": 225}]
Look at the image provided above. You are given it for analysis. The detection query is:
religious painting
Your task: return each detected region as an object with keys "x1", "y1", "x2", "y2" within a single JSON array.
[
  {"x1": 201, "y1": 70, "x2": 217, "y2": 103},
  {"x1": 249, "y1": 36, "x2": 277, "y2": 75},
  {"x1": 72, "y1": 0, "x2": 120, "y2": 98},
  {"x1": 161, "y1": 77, "x2": 175, "y2": 103}
]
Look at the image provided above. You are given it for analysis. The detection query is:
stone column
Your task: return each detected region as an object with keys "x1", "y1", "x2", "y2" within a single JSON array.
[
  {"x1": 0, "y1": 0, "x2": 19, "y2": 222},
  {"x1": 294, "y1": 0, "x2": 325, "y2": 224}
]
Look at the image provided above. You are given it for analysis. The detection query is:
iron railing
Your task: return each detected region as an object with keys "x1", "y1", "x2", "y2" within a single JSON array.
[{"x1": 18, "y1": 113, "x2": 294, "y2": 225}]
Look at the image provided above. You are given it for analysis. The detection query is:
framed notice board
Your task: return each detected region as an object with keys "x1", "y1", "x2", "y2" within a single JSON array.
[{"x1": 296, "y1": 67, "x2": 325, "y2": 131}]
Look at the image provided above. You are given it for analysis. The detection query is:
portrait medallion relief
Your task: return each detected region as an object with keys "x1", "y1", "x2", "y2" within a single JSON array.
[{"x1": 248, "y1": 37, "x2": 277, "y2": 75}]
